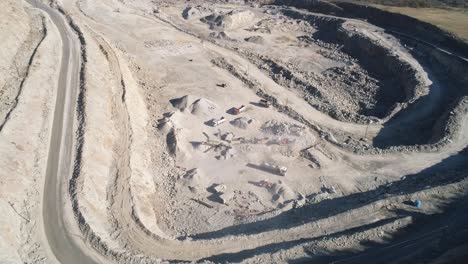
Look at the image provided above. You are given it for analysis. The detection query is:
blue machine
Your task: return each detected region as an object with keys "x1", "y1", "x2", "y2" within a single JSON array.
[{"x1": 414, "y1": 200, "x2": 422, "y2": 208}]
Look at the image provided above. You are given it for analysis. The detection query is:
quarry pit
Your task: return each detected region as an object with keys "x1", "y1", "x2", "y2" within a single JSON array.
[{"x1": 0, "y1": 0, "x2": 467, "y2": 263}]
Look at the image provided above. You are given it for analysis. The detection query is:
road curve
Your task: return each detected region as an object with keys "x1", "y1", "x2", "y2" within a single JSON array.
[{"x1": 24, "y1": 0, "x2": 99, "y2": 263}]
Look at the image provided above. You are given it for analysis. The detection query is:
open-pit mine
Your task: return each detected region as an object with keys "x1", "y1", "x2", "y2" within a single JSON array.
[{"x1": 1, "y1": 0, "x2": 467, "y2": 263}]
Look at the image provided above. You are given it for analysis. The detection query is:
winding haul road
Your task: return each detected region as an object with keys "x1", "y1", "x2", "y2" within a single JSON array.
[{"x1": 25, "y1": 0, "x2": 98, "y2": 263}]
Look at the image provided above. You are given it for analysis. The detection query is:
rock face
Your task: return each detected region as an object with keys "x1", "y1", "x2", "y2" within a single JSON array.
[{"x1": 270, "y1": 10, "x2": 426, "y2": 122}]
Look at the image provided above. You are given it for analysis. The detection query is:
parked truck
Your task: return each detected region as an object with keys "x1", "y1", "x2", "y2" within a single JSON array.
[
  {"x1": 261, "y1": 162, "x2": 287, "y2": 176},
  {"x1": 233, "y1": 105, "x2": 246, "y2": 115},
  {"x1": 211, "y1": 117, "x2": 226, "y2": 127},
  {"x1": 259, "y1": 99, "x2": 271, "y2": 108}
]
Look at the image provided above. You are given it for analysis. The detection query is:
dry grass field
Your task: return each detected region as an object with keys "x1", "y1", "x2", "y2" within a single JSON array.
[{"x1": 372, "y1": 4, "x2": 468, "y2": 41}]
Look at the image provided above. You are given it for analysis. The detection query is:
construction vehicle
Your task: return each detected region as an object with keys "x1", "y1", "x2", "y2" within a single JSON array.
[
  {"x1": 233, "y1": 105, "x2": 246, "y2": 115},
  {"x1": 259, "y1": 99, "x2": 271, "y2": 108},
  {"x1": 261, "y1": 162, "x2": 287, "y2": 176},
  {"x1": 201, "y1": 132, "x2": 230, "y2": 153},
  {"x1": 211, "y1": 117, "x2": 226, "y2": 127}
]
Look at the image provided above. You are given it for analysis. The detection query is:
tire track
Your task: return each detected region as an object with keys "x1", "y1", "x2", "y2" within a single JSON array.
[{"x1": 90, "y1": 31, "x2": 136, "y2": 251}]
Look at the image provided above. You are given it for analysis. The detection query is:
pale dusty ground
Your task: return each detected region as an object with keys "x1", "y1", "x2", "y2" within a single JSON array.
[
  {"x1": 0, "y1": 0, "x2": 41, "y2": 124},
  {"x1": 0, "y1": 0, "x2": 62, "y2": 263},
  {"x1": 68, "y1": 0, "x2": 468, "y2": 261},
  {"x1": 1, "y1": 0, "x2": 467, "y2": 263}
]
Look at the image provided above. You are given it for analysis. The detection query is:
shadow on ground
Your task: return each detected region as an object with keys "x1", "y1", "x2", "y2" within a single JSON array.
[{"x1": 192, "y1": 147, "x2": 468, "y2": 262}]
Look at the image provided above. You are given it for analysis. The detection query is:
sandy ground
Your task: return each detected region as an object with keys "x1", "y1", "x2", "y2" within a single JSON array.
[
  {"x1": 1, "y1": 0, "x2": 467, "y2": 263},
  {"x1": 0, "y1": 0, "x2": 62, "y2": 263}
]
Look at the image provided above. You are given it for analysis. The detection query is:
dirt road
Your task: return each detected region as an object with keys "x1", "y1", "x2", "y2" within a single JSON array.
[{"x1": 25, "y1": 0, "x2": 99, "y2": 263}]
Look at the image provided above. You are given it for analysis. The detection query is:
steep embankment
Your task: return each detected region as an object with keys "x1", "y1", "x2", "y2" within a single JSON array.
[
  {"x1": 272, "y1": 1, "x2": 468, "y2": 149},
  {"x1": 0, "y1": 1, "x2": 47, "y2": 130},
  {"x1": 281, "y1": 9, "x2": 426, "y2": 123},
  {"x1": 274, "y1": 0, "x2": 468, "y2": 58}
]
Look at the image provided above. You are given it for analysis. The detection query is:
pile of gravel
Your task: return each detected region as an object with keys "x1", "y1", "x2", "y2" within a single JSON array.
[
  {"x1": 261, "y1": 120, "x2": 304, "y2": 136},
  {"x1": 230, "y1": 117, "x2": 250, "y2": 129},
  {"x1": 170, "y1": 95, "x2": 190, "y2": 110}
]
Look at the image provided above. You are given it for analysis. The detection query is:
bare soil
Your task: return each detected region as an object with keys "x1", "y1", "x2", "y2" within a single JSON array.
[{"x1": 1, "y1": 0, "x2": 467, "y2": 263}]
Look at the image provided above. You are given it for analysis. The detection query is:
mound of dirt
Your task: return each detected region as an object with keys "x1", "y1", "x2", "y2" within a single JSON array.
[
  {"x1": 170, "y1": 95, "x2": 218, "y2": 116},
  {"x1": 230, "y1": 117, "x2": 251, "y2": 129},
  {"x1": 201, "y1": 10, "x2": 256, "y2": 30},
  {"x1": 244, "y1": 35, "x2": 265, "y2": 44},
  {"x1": 261, "y1": 120, "x2": 305, "y2": 136},
  {"x1": 157, "y1": 118, "x2": 173, "y2": 134},
  {"x1": 170, "y1": 95, "x2": 192, "y2": 111},
  {"x1": 189, "y1": 98, "x2": 218, "y2": 117}
]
